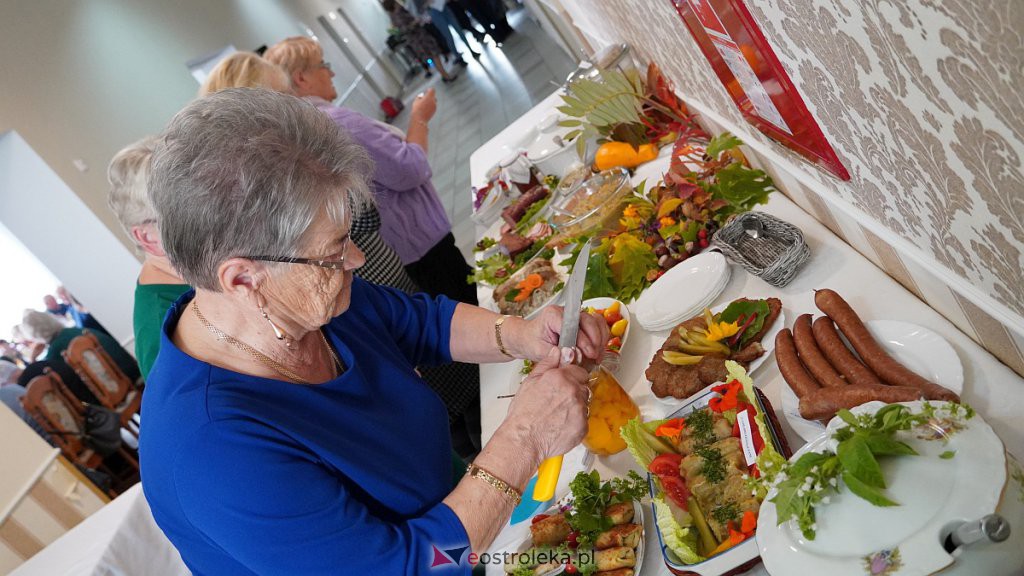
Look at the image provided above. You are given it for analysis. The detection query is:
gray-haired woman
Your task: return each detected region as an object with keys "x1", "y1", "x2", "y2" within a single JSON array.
[{"x1": 138, "y1": 88, "x2": 607, "y2": 575}]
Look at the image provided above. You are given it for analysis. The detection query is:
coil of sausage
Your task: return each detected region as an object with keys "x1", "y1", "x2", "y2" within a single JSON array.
[
  {"x1": 776, "y1": 328, "x2": 820, "y2": 399},
  {"x1": 811, "y1": 316, "x2": 883, "y2": 387},
  {"x1": 814, "y1": 289, "x2": 959, "y2": 402},
  {"x1": 792, "y1": 314, "x2": 846, "y2": 388},
  {"x1": 799, "y1": 385, "x2": 924, "y2": 421}
]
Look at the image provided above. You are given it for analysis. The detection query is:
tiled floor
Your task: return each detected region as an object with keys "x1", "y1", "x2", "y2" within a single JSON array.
[{"x1": 392, "y1": 9, "x2": 576, "y2": 262}]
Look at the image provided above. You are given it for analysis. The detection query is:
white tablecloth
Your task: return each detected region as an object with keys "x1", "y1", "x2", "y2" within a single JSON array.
[
  {"x1": 470, "y1": 92, "x2": 1024, "y2": 575},
  {"x1": 11, "y1": 484, "x2": 189, "y2": 576}
]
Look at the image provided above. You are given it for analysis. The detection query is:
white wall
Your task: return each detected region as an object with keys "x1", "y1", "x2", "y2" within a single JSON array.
[
  {"x1": 0, "y1": 0, "x2": 382, "y2": 255},
  {"x1": 0, "y1": 131, "x2": 140, "y2": 344}
]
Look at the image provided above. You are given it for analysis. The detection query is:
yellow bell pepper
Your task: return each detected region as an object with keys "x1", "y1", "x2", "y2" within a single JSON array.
[{"x1": 594, "y1": 142, "x2": 658, "y2": 171}]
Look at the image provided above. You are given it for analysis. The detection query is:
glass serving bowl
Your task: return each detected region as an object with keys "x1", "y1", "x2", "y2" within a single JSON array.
[{"x1": 546, "y1": 168, "x2": 631, "y2": 238}]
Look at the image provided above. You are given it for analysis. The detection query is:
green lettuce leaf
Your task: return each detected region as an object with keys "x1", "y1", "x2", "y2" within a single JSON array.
[
  {"x1": 653, "y1": 496, "x2": 704, "y2": 565},
  {"x1": 718, "y1": 299, "x2": 770, "y2": 346},
  {"x1": 619, "y1": 416, "x2": 674, "y2": 470}
]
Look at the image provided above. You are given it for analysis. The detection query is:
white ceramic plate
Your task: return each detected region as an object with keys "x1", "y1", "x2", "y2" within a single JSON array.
[
  {"x1": 638, "y1": 265, "x2": 732, "y2": 332},
  {"x1": 634, "y1": 252, "x2": 730, "y2": 331},
  {"x1": 509, "y1": 496, "x2": 645, "y2": 576},
  {"x1": 781, "y1": 320, "x2": 965, "y2": 443},
  {"x1": 646, "y1": 299, "x2": 786, "y2": 408},
  {"x1": 759, "y1": 401, "x2": 1003, "y2": 576}
]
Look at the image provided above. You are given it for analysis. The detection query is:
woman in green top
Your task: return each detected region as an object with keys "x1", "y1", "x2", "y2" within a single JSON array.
[{"x1": 107, "y1": 136, "x2": 189, "y2": 379}]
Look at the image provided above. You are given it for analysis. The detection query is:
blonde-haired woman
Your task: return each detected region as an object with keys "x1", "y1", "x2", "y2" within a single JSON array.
[
  {"x1": 107, "y1": 137, "x2": 189, "y2": 379},
  {"x1": 198, "y1": 51, "x2": 291, "y2": 97}
]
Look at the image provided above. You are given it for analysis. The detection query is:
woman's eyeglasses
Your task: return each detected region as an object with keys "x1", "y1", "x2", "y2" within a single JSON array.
[{"x1": 246, "y1": 235, "x2": 349, "y2": 271}]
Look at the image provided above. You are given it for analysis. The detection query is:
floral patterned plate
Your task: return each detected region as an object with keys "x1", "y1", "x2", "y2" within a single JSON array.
[{"x1": 757, "y1": 401, "x2": 1010, "y2": 576}]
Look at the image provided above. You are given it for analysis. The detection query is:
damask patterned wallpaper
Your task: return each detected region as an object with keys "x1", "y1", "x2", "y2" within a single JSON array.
[{"x1": 556, "y1": 0, "x2": 1024, "y2": 327}]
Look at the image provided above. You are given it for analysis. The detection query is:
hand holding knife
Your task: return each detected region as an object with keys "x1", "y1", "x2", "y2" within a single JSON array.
[{"x1": 532, "y1": 241, "x2": 592, "y2": 502}]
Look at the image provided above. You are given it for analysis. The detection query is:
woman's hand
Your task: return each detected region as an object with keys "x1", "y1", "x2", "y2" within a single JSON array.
[
  {"x1": 410, "y1": 88, "x2": 437, "y2": 123},
  {"x1": 501, "y1": 347, "x2": 590, "y2": 461},
  {"x1": 520, "y1": 306, "x2": 609, "y2": 364}
]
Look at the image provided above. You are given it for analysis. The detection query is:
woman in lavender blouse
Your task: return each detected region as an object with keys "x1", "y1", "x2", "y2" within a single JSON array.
[{"x1": 265, "y1": 37, "x2": 482, "y2": 454}]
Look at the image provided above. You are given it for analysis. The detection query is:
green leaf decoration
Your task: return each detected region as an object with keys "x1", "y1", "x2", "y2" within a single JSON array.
[
  {"x1": 842, "y1": 471, "x2": 899, "y2": 507},
  {"x1": 561, "y1": 69, "x2": 644, "y2": 135},
  {"x1": 837, "y1": 435, "x2": 886, "y2": 489},
  {"x1": 705, "y1": 132, "x2": 744, "y2": 160},
  {"x1": 708, "y1": 162, "x2": 775, "y2": 221},
  {"x1": 582, "y1": 251, "x2": 616, "y2": 299},
  {"x1": 864, "y1": 433, "x2": 918, "y2": 456}
]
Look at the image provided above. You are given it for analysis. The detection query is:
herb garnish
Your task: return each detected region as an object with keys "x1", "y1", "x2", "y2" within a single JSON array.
[
  {"x1": 762, "y1": 402, "x2": 973, "y2": 540},
  {"x1": 687, "y1": 408, "x2": 715, "y2": 447},
  {"x1": 697, "y1": 446, "x2": 726, "y2": 484},
  {"x1": 566, "y1": 470, "x2": 646, "y2": 548},
  {"x1": 710, "y1": 501, "x2": 740, "y2": 526}
]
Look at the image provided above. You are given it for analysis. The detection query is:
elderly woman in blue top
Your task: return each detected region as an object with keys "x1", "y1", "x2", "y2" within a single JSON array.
[{"x1": 139, "y1": 87, "x2": 607, "y2": 576}]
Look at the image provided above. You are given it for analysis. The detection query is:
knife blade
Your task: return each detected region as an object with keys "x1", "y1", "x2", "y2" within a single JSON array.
[
  {"x1": 556, "y1": 241, "x2": 591, "y2": 354},
  {"x1": 533, "y1": 241, "x2": 591, "y2": 502}
]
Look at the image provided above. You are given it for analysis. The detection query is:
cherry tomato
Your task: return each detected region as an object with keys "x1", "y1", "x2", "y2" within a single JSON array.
[
  {"x1": 531, "y1": 513, "x2": 549, "y2": 525},
  {"x1": 565, "y1": 562, "x2": 578, "y2": 574},
  {"x1": 604, "y1": 311, "x2": 623, "y2": 325},
  {"x1": 607, "y1": 336, "x2": 622, "y2": 349}
]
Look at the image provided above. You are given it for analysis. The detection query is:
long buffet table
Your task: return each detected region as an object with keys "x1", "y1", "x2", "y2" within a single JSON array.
[{"x1": 471, "y1": 90, "x2": 1024, "y2": 575}]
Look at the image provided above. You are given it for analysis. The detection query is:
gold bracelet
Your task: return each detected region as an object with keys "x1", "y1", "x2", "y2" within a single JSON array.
[
  {"x1": 466, "y1": 463, "x2": 521, "y2": 506},
  {"x1": 494, "y1": 315, "x2": 514, "y2": 359}
]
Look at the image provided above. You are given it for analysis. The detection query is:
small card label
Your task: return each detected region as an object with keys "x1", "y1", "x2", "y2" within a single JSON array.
[{"x1": 737, "y1": 409, "x2": 758, "y2": 467}]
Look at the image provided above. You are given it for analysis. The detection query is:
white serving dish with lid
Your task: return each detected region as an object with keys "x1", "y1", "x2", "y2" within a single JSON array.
[
  {"x1": 523, "y1": 113, "x2": 585, "y2": 178},
  {"x1": 757, "y1": 400, "x2": 1024, "y2": 576}
]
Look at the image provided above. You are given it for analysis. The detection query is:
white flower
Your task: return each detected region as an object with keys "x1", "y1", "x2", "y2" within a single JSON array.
[
  {"x1": 821, "y1": 496, "x2": 831, "y2": 504},
  {"x1": 829, "y1": 478, "x2": 838, "y2": 487},
  {"x1": 811, "y1": 466, "x2": 819, "y2": 474},
  {"x1": 811, "y1": 523, "x2": 818, "y2": 531},
  {"x1": 797, "y1": 488, "x2": 805, "y2": 497}
]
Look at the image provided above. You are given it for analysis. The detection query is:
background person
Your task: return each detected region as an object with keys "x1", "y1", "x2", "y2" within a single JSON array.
[
  {"x1": 140, "y1": 88, "x2": 606, "y2": 574},
  {"x1": 107, "y1": 136, "x2": 189, "y2": 380}
]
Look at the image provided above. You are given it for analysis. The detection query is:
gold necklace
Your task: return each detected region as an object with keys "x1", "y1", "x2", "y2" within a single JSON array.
[{"x1": 191, "y1": 300, "x2": 342, "y2": 385}]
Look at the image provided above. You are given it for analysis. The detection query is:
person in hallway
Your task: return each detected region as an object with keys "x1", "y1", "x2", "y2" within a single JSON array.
[
  {"x1": 381, "y1": 0, "x2": 458, "y2": 82},
  {"x1": 409, "y1": 0, "x2": 482, "y2": 63},
  {"x1": 266, "y1": 38, "x2": 485, "y2": 455},
  {"x1": 107, "y1": 136, "x2": 190, "y2": 380},
  {"x1": 139, "y1": 88, "x2": 607, "y2": 574},
  {"x1": 446, "y1": 0, "x2": 489, "y2": 45}
]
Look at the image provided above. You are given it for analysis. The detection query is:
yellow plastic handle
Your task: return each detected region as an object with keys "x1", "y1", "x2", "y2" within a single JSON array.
[{"x1": 532, "y1": 455, "x2": 563, "y2": 502}]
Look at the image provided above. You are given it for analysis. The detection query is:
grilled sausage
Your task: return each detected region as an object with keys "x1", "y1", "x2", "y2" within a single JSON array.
[
  {"x1": 815, "y1": 289, "x2": 959, "y2": 402},
  {"x1": 811, "y1": 316, "x2": 883, "y2": 387},
  {"x1": 799, "y1": 385, "x2": 924, "y2": 421},
  {"x1": 776, "y1": 328, "x2": 820, "y2": 399},
  {"x1": 792, "y1": 314, "x2": 846, "y2": 388}
]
